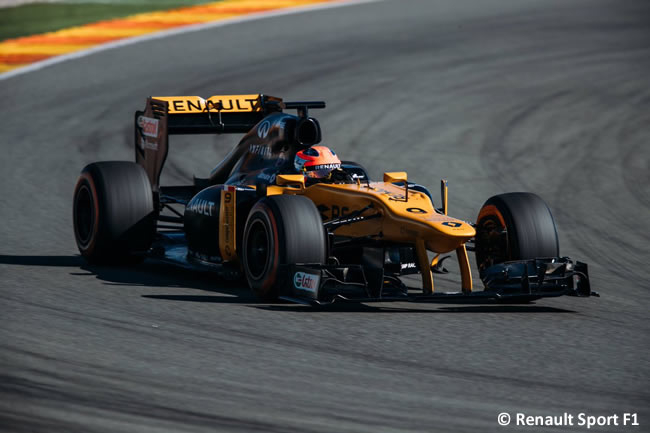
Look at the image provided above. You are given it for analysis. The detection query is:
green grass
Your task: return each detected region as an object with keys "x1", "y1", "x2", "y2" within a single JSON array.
[{"x1": 0, "y1": 1, "x2": 220, "y2": 42}]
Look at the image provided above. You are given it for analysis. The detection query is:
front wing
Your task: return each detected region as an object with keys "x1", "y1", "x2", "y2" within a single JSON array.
[{"x1": 281, "y1": 257, "x2": 597, "y2": 305}]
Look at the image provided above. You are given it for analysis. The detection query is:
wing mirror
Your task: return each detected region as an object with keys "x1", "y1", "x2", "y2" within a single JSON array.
[
  {"x1": 383, "y1": 172, "x2": 407, "y2": 183},
  {"x1": 384, "y1": 172, "x2": 409, "y2": 201},
  {"x1": 276, "y1": 174, "x2": 305, "y2": 190}
]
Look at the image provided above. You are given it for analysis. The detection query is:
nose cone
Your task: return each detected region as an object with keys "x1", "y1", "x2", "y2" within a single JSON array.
[
  {"x1": 432, "y1": 220, "x2": 476, "y2": 238},
  {"x1": 422, "y1": 218, "x2": 475, "y2": 253}
]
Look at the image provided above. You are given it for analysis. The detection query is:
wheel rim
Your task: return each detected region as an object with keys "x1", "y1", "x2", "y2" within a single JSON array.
[
  {"x1": 74, "y1": 184, "x2": 95, "y2": 247},
  {"x1": 246, "y1": 219, "x2": 271, "y2": 280},
  {"x1": 475, "y1": 215, "x2": 509, "y2": 274}
]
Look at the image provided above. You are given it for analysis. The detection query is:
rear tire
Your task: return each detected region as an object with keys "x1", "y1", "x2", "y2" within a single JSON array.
[
  {"x1": 242, "y1": 195, "x2": 326, "y2": 300},
  {"x1": 475, "y1": 192, "x2": 559, "y2": 277},
  {"x1": 73, "y1": 161, "x2": 156, "y2": 264}
]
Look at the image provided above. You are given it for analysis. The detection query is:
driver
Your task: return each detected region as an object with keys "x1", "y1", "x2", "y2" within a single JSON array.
[{"x1": 294, "y1": 146, "x2": 345, "y2": 183}]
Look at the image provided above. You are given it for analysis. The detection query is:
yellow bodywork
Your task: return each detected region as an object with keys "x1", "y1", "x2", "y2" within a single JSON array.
[
  {"x1": 264, "y1": 173, "x2": 476, "y2": 293},
  {"x1": 219, "y1": 187, "x2": 237, "y2": 261}
]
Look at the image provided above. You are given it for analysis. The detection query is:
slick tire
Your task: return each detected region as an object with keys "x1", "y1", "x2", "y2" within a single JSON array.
[
  {"x1": 474, "y1": 192, "x2": 559, "y2": 277},
  {"x1": 242, "y1": 195, "x2": 326, "y2": 301},
  {"x1": 73, "y1": 161, "x2": 156, "y2": 264}
]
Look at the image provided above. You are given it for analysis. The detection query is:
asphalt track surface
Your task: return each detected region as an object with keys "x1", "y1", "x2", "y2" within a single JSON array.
[{"x1": 1, "y1": 0, "x2": 649, "y2": 431}]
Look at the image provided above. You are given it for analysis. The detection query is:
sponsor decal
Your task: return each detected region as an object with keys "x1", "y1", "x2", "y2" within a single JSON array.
[
  {"x1": 153, "y1": 95, "x2": 261, "y2": 113},
  {"x1": 317, "y1": 204, "x2": 329, "y2": 220},
  {"x1": 249, "y1": 144, "x2": 272, "y2": 159},
  {"x1": 401, "y1": 262, "x2": 417, "y2": 270},
  {"x1": 188, "y1": 249, "x2": 220, "y2": 263},
  {"x1": 257, "y1": 120, "x2": 271, "y2": 139},
  {"x1": 442, "y1": 221, "x2": 462, "y2": 228},
  {"x1": 187, "y1": 198, "x2": 215, "y2": 216},
  {"x1": 257, "y1": 172, "x2": 276, "y2": 183},
  {"x1": 307, "y1": 163, "x2": 340, "y2": 171},
  {"x1": 137, "y1": 115, "x2": 159, "y2": 138},
  {"x1": 317, "y1": 204, "x2": 349, "y2": 221},
  {"x1": 294, "y1": 272, "x2": 320, "y2": 293}
]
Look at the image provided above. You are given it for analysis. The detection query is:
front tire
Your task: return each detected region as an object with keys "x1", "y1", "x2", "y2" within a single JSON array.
[
  {"x1": 475, "y1": 192, "x2": 559, "y2": 277},
  {"x1": 242, "y1": 195, "x2": 326, "y2": 300},
  {"x1": 73, "y1": 161, "x2": 156, "y2": 264}
]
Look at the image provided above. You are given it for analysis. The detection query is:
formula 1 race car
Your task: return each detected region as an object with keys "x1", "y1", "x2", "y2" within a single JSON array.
[{"x1": 72, "y1": 94, "x2": 596, "y2": 304}]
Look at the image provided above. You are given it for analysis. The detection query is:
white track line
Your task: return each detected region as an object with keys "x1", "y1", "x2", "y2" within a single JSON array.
[{"x1": 0, "y1": 0, "x2": 381, "y2": 81}]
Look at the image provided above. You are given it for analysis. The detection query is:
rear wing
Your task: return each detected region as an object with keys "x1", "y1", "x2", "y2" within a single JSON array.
[{"x1": 135, "y1": 94, "x2": 283, "y2": 191}]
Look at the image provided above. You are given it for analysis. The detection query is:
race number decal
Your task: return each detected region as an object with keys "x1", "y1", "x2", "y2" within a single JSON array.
[{"x1": 406, "y1": 207, "x2": 427, "y2": 214}]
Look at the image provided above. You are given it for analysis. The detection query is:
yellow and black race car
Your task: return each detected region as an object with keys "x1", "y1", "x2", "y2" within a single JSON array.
[{"x1": 72, "y1": 94, "x2": 596, "y2": 304}]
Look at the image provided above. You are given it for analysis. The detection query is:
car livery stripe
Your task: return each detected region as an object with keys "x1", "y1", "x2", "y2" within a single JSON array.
[{"x1": 0, "y1": 0, "x2": 368, "y2": 75}]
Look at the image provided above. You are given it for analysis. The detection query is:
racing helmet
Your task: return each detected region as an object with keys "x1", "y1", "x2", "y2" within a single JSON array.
[{"x1": 294, "y1": 146, "x2": 341, "y2": 179}]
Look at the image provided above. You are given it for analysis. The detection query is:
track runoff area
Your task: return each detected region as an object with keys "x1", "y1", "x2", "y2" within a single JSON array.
[{"x1": 0, "y1": 0, "x2": 369, "y2": 76}]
